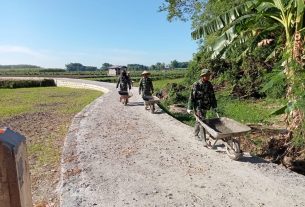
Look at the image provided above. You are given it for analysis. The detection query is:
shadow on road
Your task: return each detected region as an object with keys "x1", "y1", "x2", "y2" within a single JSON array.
[
  {"x1": 208, "y1": 144, "x2": 270, "y2": 164},
  {"x1": 238, "y1": 155, "x2": 269, "y2": 164},
  {"x1": 127, "y1": 102, "x2": 144, "y2": 106},
  {"x1": 126, "y1": 102, "x2": 165, "y2": 114}
]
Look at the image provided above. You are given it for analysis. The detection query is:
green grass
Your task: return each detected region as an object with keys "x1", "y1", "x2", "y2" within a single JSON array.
[
  {"x1": 157, "y1": 81, "x2": 287, "y2": 127},
  {"x1": 86, "y1": 70, "x2": 187, "y2": 84},
  {"x1": 0, "y1": 87, "x2": 101, "y2": 118},
  {"x1": 216, "y1": 90, "x2": 287, "y2": 124},
  {"x1": 166, "y1": 95, "x2": 286, "y2": 127},
  {"x1": 0, "y1": 87, "x2": 102, "y2": 197},
  {"x1": 128, "y1": 77, "x2": 185, "y2": 92},
  {"x1": 28, "y1": 134, "x2": 60, "y2": 168},
  {"x1": 153, "y1": 78, "x2": 185, "y2": 91},
  {"x1": 0, "y1": 69, "x2": 186, "y2": 81}
]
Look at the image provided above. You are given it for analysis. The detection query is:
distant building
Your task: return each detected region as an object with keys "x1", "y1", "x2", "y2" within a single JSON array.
[
  {"x1": 108, "y1": 65, "x2": 127, "y2": 76},
  {"x1": 164, "y1": 65, "x2": 171, "y2": 70}
]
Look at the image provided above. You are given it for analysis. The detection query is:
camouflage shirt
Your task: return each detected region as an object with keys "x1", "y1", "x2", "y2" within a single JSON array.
[
  {"x1": 139, "y1": 77, "x2": 154, "y2": 96},
  {"x1": 116, "y1": 75, "x2": 131, "y2": 92},
  {"x1": 188, "y1": 80, "x2": 217, "y2": 111}
]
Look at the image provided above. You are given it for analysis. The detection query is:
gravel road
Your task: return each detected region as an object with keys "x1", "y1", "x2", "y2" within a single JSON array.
[{"x1": 58, "y1": 78, "x2": 305, "y2": 207}]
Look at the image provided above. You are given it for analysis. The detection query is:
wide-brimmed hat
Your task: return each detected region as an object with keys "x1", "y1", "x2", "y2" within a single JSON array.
[
  {"x1": 200, "y1": 69, "x2": 211, "y2": 77},
  {"x1": 141, "y1": 70, "x2": 151, "y2": 75}
]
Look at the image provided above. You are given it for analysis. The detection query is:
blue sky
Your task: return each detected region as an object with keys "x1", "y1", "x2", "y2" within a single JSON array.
[{"x1": 0, "y1": 0, "x2": 198, "y2": 68}]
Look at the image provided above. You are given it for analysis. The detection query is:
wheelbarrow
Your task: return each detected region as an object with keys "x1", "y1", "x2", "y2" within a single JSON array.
[
  {"x1": 119, "y1": 91, "x2": 133, "y2": 105},
  {"x1": 143, "y1": 96, "x2": 160, "y2": 113},
  {"x1": 195, "y1": 114, "x2": 251, "y2": 160}
]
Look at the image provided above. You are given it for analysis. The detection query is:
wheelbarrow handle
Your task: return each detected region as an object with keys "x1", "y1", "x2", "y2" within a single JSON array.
[{"x1": 212, "y1": 108, "x2": 220, "y2": 118}]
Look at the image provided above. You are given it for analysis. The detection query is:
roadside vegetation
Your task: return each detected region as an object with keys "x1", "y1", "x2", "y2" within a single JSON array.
[
  {"x1": 87, "y1": 69, "x2": 187, "y2": 83},
  {"x1": 0, "y1": 79, "x2": 56, "y2": 88},
  {"x1": 0, "y1": 86, "x2": 101, "y2": 205},
  {"x1": 158, "y1": 0, "x2": 305, "y2": 175},
  {"x1": 0, "y1": 68, "x2": 108, "y2": 78}
]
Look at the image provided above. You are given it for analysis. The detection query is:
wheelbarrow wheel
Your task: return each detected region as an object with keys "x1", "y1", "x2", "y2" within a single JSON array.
[
  {"x1": 226, "y1": 139, "x2": 241, "y2": 160},
  {"x1": 206, "y1": 139, "x2": 214, "y2": 149},
  {"x1": 201, "y1": 128, "x2": 213, "y2": 149}
]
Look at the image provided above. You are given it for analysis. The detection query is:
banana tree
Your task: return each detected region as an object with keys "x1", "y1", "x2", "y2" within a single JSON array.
[
  {"x1": 193, "y1": 0, "x2": 305, "y2": 66},
  {"x1": 257, "y1": 0, "x2": 305, "y2": 132},
  {"x1": 192, "y1": 0, "x2": 305, "y2": 133},
  {"x1": 257, "y1": 0, "x2": 305, "y2": 64}
]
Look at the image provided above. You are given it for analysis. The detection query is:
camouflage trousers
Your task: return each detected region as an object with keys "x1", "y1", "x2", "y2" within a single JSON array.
[{"x1": 194, "y1": 110, "x2": 207, "y2": 142}]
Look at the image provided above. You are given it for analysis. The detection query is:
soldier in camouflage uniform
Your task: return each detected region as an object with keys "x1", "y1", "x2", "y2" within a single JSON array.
[
  {"x1": 187, "y1": 69, "x2": 217, "y2": 146},
  {"x1": 139, "y1": 70, "x2": 154, "y2": 109},
  {"x1": 116, "y1": 70, "x2": 132, "y2": 102}
]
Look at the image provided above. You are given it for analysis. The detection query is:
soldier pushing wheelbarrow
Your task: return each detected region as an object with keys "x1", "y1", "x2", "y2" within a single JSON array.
[
  {"x1": 139, "y1": 70, "x2": 159, "y2": 113},
  {"x1": 187, "y1": 68, "x2": 251, "y2": 160},
  {"x1": 187, "y1": 68, "x2": 218, "y2": 147},
  {"x1": 116, "y1": 70, "x2": 132, "y2": 105}
]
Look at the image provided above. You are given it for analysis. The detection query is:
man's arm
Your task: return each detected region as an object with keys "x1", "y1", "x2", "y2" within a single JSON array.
[{"x1": 139, "y1": 78, "x2": 143, "y2": 94}]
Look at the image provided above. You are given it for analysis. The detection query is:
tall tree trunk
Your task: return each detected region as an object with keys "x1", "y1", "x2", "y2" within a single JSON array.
[
  {"x1": 292, "y1": 32, "x2": 304, "y2": 64},
  {"x1": 285, "y1": 32, "x2": 305, "y2": 135}
]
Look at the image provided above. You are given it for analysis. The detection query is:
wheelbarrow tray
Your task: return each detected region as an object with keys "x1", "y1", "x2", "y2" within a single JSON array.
[
  {"x1": 120, "y1": 91, "x2": 133, "y2": 98},
  {"x1": 144, "y1": 96, "x2": 160, "y2": 104},
  {"x1": 196, "y1": 116, "x2": 251, "y2": 139}
]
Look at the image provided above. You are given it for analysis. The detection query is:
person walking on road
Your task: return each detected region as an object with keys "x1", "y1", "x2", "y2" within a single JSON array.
[
  {"x1": 139, "y1": 70, "x2": 154, "y2": 109},
  {"x1": 116, "y1": 70, "x2": 132, "y2": 103},
  {"x1": 187, "y1": 68, "x2": 217, "y2": 147}
]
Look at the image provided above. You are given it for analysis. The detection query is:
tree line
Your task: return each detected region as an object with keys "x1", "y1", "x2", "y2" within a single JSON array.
[
  {"x1": 65, "y1": 60, "x2": 189, "y2": 71},
  {"x1": 0, "y1": 64, "x2": 41, "y2": 69}
]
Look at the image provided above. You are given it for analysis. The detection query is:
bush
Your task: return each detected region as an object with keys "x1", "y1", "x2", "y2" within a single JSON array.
[
  {"x1": 231, "y1": 56, "x2": 266, "y2": 98},
  {"x1": 0, "y1": 79, "x2": 56, "y2": 88},
  {"x1": 293, "y1": 121, "x2": 305, "y2": 148},
  {"x1": 261, "y1": 71, "x2": 286, "y2": 99},
  {"x1": 161, "y1": 83, "x2": 189, "y2": 107},
  {"x1": 41, "y1": 79, "x2": 56, "y2": 87}
]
